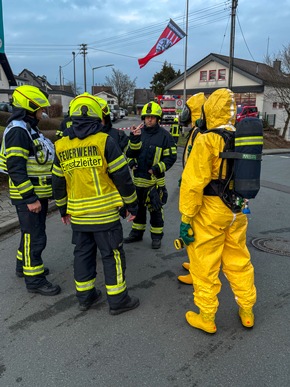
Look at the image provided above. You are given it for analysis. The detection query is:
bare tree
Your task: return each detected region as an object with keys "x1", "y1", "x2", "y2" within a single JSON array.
[
  {"x1": 265, "y1": 45, "x2": 290, "y2": 138},
  {"x1": 105, "y1": 68, "x2": 136, "y2": 107}
]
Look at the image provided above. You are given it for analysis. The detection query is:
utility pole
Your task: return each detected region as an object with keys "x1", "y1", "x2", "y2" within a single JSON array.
[
  {"x1": 72, "y1": 51, "x2": 76, "y2": 96},
  {"x1": 59, "y1": 66, "x2": 62, "y2": 90},
  {"x1": 228, "y1": 0, "x2": 238, "y2": 90},
  {"x1": 183, "y1": 0, "x2": 189, "y2": 105},
  {"x1": 80, "y1": 43, "x2": 87, "y2": 92}
]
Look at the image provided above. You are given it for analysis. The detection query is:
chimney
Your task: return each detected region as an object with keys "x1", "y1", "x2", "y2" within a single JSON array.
[
  {"x1": 273, "y1": 59, "x2": 281, "y2": 72},
  {"x1": 256, "y1": 63, "x2": 259, "y2": 74}
]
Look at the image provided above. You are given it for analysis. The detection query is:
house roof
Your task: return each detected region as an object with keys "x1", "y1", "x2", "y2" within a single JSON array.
[
  {"x1": 92, "y1": 85, "x2": 114, "y2": 95},
  {"x1": 94, "y1": 91, "x2": 117, "y2": 100},
  {"x1": 165, "y1": 52, "x2": 289, "y2": 92},
  {"x1": 0, "y1": 53, "x2": 17, "y2": 86},
  {"x1": 51, "y1": 85, "x2": 75, "y2": 94},
  {"x1": 134, "y1": 88, "x2": 155, "y2": 106},
  {"x1": 18, "y1": 68, "x2": 75, "y2": 96}
]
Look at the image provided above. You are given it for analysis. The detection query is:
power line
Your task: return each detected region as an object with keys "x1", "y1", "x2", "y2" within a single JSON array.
[
  {"x1": 236, "y1": 13, "x2": 256, "y2": 61},
  {"x1": 6, "y1": 2, "x2": 230, "y2": 56}
]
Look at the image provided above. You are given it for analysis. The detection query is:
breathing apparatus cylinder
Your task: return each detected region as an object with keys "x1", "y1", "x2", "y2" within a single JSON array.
[
  {"x1": 234, "y1": 117, "x2": 263, "y2": 199},
  {"x1": 174, "y1": 228, "x2": 194, "y2": 250}
]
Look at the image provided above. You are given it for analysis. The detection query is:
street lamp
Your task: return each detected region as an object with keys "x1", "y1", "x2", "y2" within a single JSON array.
[
  {"x1": 92, "y1": 64, "x2": 114, "y2": 93},
  {"x1": 72, "y1": 51, "x2": 76, "y2": 96}
]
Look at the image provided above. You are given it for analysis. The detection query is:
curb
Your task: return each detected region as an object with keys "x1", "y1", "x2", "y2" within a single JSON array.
[
  {"x1": 262, "y1": 149, "x2": 290, "y2": 155},
  {"x1": 0, "y1": 201, "x2": 58, "y2": 236}
]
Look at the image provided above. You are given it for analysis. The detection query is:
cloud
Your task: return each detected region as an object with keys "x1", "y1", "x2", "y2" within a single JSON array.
[{"x1": 2, "y1": 0, "x2": 290, "y2": 92}]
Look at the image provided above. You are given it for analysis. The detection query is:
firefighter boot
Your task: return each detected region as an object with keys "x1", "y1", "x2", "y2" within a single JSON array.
[
  {"x1": 79, "y1": 289, "x2": 102, "y2": 311},
  {"x1": 185, "y1": 310, "x2": 217, "y2": 334},
  {"x1": 182, "y1": 262, "x2": 190, "y2": 271},
  {"x1": 152, "y1": 239, "x2": 161, "y2": 249},
  {"x1": 27, "y1": 281, "x2": 61, "y2": 296},
  {"x1": 239, "y1": 308, "x2": 254, "y2": 328},
  {"x1": 109, "y1": 296, "x2": 140, "y2": 315},
  {"x1": 177, "y1": 273, "x2": 193, "y2": 285},
  {"x1": 123, "y1": 231, "x2": 143, "y2": 244}
]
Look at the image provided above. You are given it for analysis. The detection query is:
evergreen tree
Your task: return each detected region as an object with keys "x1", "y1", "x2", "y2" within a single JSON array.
[{"x1": 150, "y1": 61, "x2": 181, "y2": 95}]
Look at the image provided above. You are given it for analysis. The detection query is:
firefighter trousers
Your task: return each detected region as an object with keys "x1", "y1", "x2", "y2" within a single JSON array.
[
  {"x1": 72, "y1": 222, "x2": 129, "y2": 308},
  {"x1": 131, "y1": 187, "x2": 164, "y2": 240},
  {"x1": 15, "y1": 199, "x2": 48, "y2": 288}
]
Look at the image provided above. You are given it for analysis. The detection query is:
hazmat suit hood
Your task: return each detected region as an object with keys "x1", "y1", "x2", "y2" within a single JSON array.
[
  {"x1": 203, "y1": 88, "x2": 236, "y2": 130},
  {"x1": 187, "y1": 92, "x2": 207, "y2": 125}
]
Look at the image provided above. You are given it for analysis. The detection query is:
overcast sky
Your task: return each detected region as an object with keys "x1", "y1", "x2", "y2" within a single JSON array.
[{"x1": 2, "y1": 0, "x2": 290, "y2": 93}]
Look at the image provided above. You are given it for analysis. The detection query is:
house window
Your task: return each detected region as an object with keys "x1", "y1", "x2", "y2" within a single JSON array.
[
  {"x1": 272, "y1": 102, "x2": 277, "y2": 109},
  {"x1": 235, "y1": 93, "x2": 256, "y2": 106},
  {"x1": 218, "y1": 69, "x2": 226, "y2": 80},
  {"x1": 209, "y1": 70, "x2": 216, "y2": 81},
  {"x1": 200, "y1": 71, "x2": 207, "y2": 81},
  {"x1": 279, "y1": 103, "x2": 283, "y2": 109}
]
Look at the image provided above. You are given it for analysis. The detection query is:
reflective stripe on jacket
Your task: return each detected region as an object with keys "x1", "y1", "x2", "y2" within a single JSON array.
[
  {"x1": 1, "y1": 120, "x2": 54, "y2": 202},
  {"x1": 53, "y1": 132, "x2": 137, "y2": 225},
  {"x1": 126, "y1": 124, "x2": 177, "y2": 188}
]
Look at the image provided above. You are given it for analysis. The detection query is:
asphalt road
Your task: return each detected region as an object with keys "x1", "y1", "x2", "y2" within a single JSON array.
[{"x1": 0, "y1": 122, "x2": 290, "y2": 386}]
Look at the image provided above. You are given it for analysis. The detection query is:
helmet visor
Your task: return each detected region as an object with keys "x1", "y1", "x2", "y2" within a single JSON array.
[{"x1": 179, "y1": 104, "x2": 192, "y2": 126}]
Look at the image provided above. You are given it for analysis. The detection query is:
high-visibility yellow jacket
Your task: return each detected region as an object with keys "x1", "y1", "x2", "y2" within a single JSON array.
[{"x1": 52, "y1": 129, "x2": 137, "y2": 227}]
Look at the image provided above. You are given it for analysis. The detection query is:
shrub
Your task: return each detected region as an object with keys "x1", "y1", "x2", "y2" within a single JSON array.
[
  {"x1": 0, "y1": 111, "x2": 10, "y2": 127},
  {"x1": 38, "y1": 117, "x2": 62, "y2": 132},
  {"x1": 48, "y1": 103, "x2": 63, "y2": 118}
]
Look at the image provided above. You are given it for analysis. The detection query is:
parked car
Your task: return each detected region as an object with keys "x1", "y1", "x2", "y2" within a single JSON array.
[
  {"x1": 109, "y1": 104, "x2": 120, "y2": 121},
  {"x1": 110, "y1": 111, "x2": 116, "y2": 122},
  {"x1": 119, "y1": 108, "x2": 125, "y2": 119},
  {"x1": 0, "y1": 102, "x2": 12, "y2": 113},
  {"x1": 236, "y1": 105, "x2": 258, "y2": 122}
]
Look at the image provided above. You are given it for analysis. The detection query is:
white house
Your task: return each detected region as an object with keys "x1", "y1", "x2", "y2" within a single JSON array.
[{"x1": 165, "y1": 53, "x2": 290, "y2": 139}]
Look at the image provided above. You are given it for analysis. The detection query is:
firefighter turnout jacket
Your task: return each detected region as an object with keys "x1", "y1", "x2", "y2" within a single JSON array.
[
  {"x1": 126, "y1": 123, "x2": 177, "y2": 189},
  {"x1": 0, "y1": 117, "x2": 54, "y2": 204},
  {"x1": 170, "y1": 122, "x2": 182, "y2": 138},
  {"x1": 52, "y1": 118, "x2": 138, "y2": 229}
]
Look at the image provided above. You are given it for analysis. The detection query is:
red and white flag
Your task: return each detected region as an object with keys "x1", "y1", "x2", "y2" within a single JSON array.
[{"x1": 138, "y1": 19, "x2": 186, "y2": 69}]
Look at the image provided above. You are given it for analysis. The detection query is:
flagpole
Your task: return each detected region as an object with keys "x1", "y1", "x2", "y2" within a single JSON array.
[{"x1": 183, "y1": 0, "x2": 189, "y2": 104}]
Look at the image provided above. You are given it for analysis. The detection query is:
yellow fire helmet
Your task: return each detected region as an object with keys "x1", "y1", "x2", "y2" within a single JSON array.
[
  {"x1": 70, "y1": 92, "x2": 103, "y2": 119},
  {"x1": 12, "y1": 85, "x2": 50, "y2": 113},
  {"x1": 141, "y1": 101, "x2": 163, "y2": 120},
  {"x1": 94, "y1": 96, "x2": 110, "y2": 116}
]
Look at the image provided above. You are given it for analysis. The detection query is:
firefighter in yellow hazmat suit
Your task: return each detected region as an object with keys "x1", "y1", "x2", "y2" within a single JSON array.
[
  {"x1": 177, "y1": 92, "x2": 207, "y2": 285},
  {"x1": 179, "y1": 88, "x2": 257, "y2": 333}
]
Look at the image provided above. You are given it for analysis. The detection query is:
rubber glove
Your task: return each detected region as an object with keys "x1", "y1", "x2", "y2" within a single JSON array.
[{"x1": 179, "y1": 222, "x2": 194, "y2": 246}]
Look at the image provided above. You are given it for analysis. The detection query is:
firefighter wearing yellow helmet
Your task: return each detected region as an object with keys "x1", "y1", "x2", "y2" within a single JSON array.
[
  {"x1": 0, "y1": 85, "x2": 61, "y2": 295},
  {"x1": 124, "y1": 101, "x2": 177, "y2": 249},
  {"x1": 169, "y1": 116, "x2": 182, "y2": 144},
  {"x1": 52, "y1": 92, "x2": 140, "y2": 314},
  {"x1": 179, "y1": 88, "x2": 256, "y2": 333}
]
